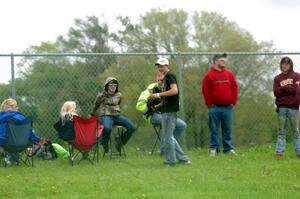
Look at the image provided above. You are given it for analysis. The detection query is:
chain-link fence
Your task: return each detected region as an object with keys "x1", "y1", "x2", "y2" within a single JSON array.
[{"x1": 1, "y1": 52, "x2": 299, "y2": 150}]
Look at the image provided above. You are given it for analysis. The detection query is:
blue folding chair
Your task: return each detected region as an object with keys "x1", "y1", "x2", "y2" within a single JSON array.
[{"x1": 1, "y1": 117, "x2": 34, "y2": 167}]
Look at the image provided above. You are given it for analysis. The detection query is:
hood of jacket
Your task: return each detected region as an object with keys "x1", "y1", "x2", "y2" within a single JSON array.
[
  {"x1": 280, "y1": 56, "x2": 294, "y2": 73},
  {"x1": 104, "y1": 77, "x2": 119, "y2": 92}
]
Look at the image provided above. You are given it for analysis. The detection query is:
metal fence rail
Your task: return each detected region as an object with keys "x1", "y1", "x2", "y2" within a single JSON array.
[{"x1": 0, "y1": 52, "x2": 299, "y2": 150}]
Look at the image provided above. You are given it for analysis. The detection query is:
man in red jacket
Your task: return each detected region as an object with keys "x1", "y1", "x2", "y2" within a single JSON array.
[
  {"x1": 273, "y1": 56, "x2": 300, "y2": 159},
  {"x1": 202, "y1": 53, "x2": 238, "y2": 157}
]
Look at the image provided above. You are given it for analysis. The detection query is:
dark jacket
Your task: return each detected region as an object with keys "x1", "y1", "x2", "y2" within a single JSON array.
[
  {"x1": 145, "y1": 86, "x2": 162, "y2": 118},
  {"x1": 53, "y1": 113, "x2": 75, "y2": 141}
]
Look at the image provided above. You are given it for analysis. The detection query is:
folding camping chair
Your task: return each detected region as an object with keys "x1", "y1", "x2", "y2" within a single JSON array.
[
  {"x1": 104, "y1": 125, "x2": 127, "y2": 158},
  {"x1": 150, "y1": 124, "x2": 161, "y2": 155},
  {"x1": 1, "y1": 117, "x2": 34, "y2": 167},
  {"x1": 69, "y1": 115, "x2": 102, "y2": 166}
]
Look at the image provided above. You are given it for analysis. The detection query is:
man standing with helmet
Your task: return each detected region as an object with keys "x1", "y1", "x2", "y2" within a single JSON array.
[{"x1": 202, "y1": 53, "x2": 238, "y2": 157}]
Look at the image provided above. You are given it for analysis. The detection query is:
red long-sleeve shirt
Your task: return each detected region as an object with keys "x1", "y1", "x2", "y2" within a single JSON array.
[{"x1": 202, "y1": 67, "x2": 238, "y2": 108}]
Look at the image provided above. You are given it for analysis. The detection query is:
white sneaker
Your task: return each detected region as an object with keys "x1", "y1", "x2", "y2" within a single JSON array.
[
  {"x1": 226, "y1": 149, "x2": 238, "y2": 156},
  {"x1": 4, "y1": 157, "x2": 12, "y2": 165},
  {"x1": 182, "y1": 160, "x2": 191, "y2": 165},
  {"x1": 209, "y1": 148, "x2": 217, "y2": 157},
  {"x1": 178, "y1": 160, "x2": 191, "y2": 165}
]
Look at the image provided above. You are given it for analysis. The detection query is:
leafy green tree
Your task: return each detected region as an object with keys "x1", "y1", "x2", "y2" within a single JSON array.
[
  {"x1": 0, "y1": 10, "x2": 280, "y2": 149},
  {"x1": 187, "y1": 11, "x2": 277, "y2": 147},
  {"x1": 8, "y1": 16, "x2": 114, "y2": 140},
  {"x1": 114, "y1": 10, "x2": 278, "y2": 147},
  {"x1": 113, "y1": 8, "x2": 192, "y2": 52}
]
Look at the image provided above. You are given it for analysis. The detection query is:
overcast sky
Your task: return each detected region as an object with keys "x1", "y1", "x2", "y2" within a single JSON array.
[{"x1": 0, "y1": 0, "x2": 299, "y2": 53}]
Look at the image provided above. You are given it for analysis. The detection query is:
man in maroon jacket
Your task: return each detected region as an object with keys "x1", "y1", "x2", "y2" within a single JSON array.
[
  {"x1": 273, "y1": 56, "x2": 300, "y2": 159},
  {"x1": 202, "y1": 53, "x2": 238, "y2": 157}
]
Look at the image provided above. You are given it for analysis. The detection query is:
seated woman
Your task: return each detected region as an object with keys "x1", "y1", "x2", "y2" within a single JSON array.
[
  {"x1": 0, "y1": 98, "x2": 41, "y2": 164},
  {"x1": 54, "y1": 101, "x2": 89, "y2": 159},
  {"x1": 91, "y1": 77, "x2": 136, "y2": 153},
  {"x1": 55, "y1": 101, "x2": 78, "y2": 141}
]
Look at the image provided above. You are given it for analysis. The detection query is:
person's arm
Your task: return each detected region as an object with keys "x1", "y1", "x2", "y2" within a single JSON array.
[
  {"x1": 202, "y1": 74, "x2": 213, "y2": 108},
  {"x1": 90, "y1": 93, "x2": 103, "y2": 116},
  {"x1": 273, "y1": 77, "x2": 296, "y2": 97},
  {"x1": 160, "y1": 83, "x2": 178, "y2": 97},
  {"x1": 31, "y1": 129, "x2": 41, "y2": 142},
  {"x1": 150, "y1": 83, "x2": 178, "y2": 99},
  {"x1": 231, "y1": 73, "x2": 238, "y2": 106}
]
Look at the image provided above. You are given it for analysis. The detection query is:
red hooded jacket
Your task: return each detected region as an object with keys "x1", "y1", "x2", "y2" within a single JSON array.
[{"x1": 202, "y1": 67, "x2": 238, "y2": 108}]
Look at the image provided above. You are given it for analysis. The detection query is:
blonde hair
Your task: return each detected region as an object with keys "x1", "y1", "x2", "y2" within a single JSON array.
[
  {"x1": 1, "y1": 98, "x2": 18, "y2": 112},
  {"x1": 60, "y1": 101, "x2": 78, "y2": 119}
]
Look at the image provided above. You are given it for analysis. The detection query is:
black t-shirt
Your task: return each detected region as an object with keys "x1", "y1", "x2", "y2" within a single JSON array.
[{"x1": 161, "y1": 72, "x2": 179, "y2": 113}]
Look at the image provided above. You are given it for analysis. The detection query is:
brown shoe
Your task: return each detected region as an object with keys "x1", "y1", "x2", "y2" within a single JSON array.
[{"x1": 274, "y1": 153, "x2": 283, "y2": 159}]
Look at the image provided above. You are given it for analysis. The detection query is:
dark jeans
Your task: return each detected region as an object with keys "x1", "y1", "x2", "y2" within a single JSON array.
[
  {"x1": 208, "y1": 105, "x2": 234, "y2": 153},
  {"x1": 8, "y1": 153, "x2": 20, "y2": 163},
  {"x1": 99, "y1": 115, "x2": 136, "y2": 146}
]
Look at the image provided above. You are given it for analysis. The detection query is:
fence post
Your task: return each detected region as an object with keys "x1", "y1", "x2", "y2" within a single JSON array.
[
  {"x1": 175, "y1": 53, "x2": 187, "y2": 148},
  {"x1": 10, "y1": 53, "x2": 16, "y2": 99}
]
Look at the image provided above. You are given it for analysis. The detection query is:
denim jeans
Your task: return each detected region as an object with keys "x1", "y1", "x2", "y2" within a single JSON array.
[
  {"x1": 208, "y1": 105, "x2": 234, "y2": 153},
  {"x1": 99, "y1": 115, "x2": 136, "y2": 146},
  {"x1": 151, "y1": 113, "x2": 186, "y2": 152},
  {"x1": 161, "y1": 112, "x2": 189, "y2": 164},
  {"x1": 276, "y1": 107, "x2": 300, "y2": 155}
]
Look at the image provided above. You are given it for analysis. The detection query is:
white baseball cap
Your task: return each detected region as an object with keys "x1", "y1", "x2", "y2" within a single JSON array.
[{"x1": 155, "y1": 58, "x2": 169, "y2": 66}]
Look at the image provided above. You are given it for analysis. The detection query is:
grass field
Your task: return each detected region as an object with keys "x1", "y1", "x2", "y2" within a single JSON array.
[{"x1": 0, "y1": 145, "x2": 300, "y2": 199}]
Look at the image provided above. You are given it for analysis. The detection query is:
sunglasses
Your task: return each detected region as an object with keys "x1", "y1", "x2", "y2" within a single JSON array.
[
  {"x1": 108, "y1": 83, "x2": 118, "y2": 87},
  {"x1": 281, "y1": 60, "x2": 290, "y2": 64}
]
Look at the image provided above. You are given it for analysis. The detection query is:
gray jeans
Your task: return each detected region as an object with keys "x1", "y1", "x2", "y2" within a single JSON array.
[
  {"x1": 161, "y1": 112, "x2": 189, "y2": 164},
  {"x1": 276, "y1": 107, "x2": 300, "y2": 155},
  {"x1": 151, "y1": 113, "x2": 186, "y2": 152}
]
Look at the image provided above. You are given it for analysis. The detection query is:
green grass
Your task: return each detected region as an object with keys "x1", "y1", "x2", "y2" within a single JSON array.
[{"x1": 1, "y1": 145, "x2": 300, "y2": 199}]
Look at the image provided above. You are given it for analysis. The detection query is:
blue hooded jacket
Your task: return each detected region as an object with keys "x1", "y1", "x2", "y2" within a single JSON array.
[{"x1": 0, "y1": 111, "x2": 41, "y2": 146}]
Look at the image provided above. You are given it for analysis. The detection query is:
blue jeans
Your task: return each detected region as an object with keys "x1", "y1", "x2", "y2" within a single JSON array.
[
  {"x1": 208, "y1": 105, "x2": 234, "y2": 153},
  {"x1": 276, "y1": 107, "x2": 300, "y2": 155},
  {"x1": 151, "y1": 113, "x2": 186, "y2": 152},
  {"x1": 99, "y1": 115, "x2": 136, "y2": 146},
  {"x1": 161, "y1": 112, "x2": 189, "y2": 165}
]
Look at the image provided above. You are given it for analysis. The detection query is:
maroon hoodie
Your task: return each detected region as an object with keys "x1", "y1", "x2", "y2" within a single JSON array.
[{"x1": 273, "y1": 57, "x2": 300, "y2": 109}]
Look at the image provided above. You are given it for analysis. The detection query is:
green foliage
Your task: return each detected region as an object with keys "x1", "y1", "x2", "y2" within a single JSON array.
[
  {"x1": 114, "y1": 8, "x2": 192, "y2": 52},
  {"x1": 0, "y1": 10, "x2": 280, "y2": 147}
]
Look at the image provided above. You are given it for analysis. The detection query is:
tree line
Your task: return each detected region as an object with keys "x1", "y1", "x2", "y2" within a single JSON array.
[{"x1": 0, "y1": 9, "x2": 283, "y2": 149}]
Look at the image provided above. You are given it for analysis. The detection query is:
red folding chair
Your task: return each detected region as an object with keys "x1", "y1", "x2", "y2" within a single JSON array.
[{"x1": 69, "y1": 115, "x2": 103, "y2": 166}]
